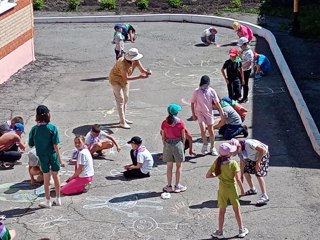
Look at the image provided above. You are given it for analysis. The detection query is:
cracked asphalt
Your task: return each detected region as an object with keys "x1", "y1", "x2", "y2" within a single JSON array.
[{"x1": 0, "y1": 20, "x2": 320, "y2": 240}]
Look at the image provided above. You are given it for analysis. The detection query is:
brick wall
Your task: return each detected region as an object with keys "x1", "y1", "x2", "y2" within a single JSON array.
[{"x1": 0, "y1": 0, "x2": 35, "y2": 84}]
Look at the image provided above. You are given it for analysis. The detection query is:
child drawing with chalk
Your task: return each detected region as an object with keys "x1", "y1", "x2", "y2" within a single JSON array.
[
  {"x1": 123, "y1": 136, "x2": 153, "y2": 179},
  {"x1": 28, "y1": 105, "x2": 65, "y2": 208},
  {"x1": 206, "y1": 142, "x2": 249, "y2": 239},
  {"x1": 61, "y1": 135, "x2": 94, "y2": 195}
]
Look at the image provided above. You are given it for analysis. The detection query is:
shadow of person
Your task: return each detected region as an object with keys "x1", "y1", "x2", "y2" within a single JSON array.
[
  {"x1": 72, "y1": 124, "x2": 117, "y2": 136},
  {"x1": 218, "y1": 41, "x2": 238, "y2": 47},
  {"x1": 108, "y1": 191, "x2": 162, "y2": 203},
  {"x1": 0, "y1": 207, "x2": 41, "y2": 219},
  {"x1": 194, "y1": 43, "x2": 209, "y2": 47},
  {"x1": 80, "y1": 76, "x2": 108, "y2": 82},
  {"x1": 4, "y1": 180, "x2": 38, "y2": 194},
  {"x1": 189, "y1": 199, "x2": 252, "y2": 209}
]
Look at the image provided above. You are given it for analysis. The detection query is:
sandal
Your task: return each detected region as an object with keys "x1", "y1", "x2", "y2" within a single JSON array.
[
  {"x1": 245, "y1": 189, "x2": 257, "y2": 196},
  {"x1": 256, "y1": 195, "x2": 269, "y2": 206}
]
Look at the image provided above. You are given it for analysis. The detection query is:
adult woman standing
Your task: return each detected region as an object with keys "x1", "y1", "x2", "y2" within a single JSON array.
[{"x1": 109, "y1": 48, "x2": 151, "y2": 129}]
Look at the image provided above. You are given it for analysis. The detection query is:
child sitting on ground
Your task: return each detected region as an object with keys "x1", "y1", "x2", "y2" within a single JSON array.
[
  {"x1": 221, "y1": 97, "x2": 248, "y2": 122},
  {"x1": 123, "y1": 136, "x2": 153, "y2": 179},
  {"x1": 61, "y1": 135, "x2": 94, "y2": 195},
  {"x1": 201, "y1": 26, "x2": 218, "y2": 45},
  {"x1": 85, "y1": 124, "x2": 121, "y2": 157},
  {"x1": 28, "y1": 148, "x2": 43, "y2": 185}
]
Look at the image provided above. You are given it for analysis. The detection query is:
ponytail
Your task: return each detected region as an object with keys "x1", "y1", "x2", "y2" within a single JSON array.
[
  {"x1": 214, "y1": 156, "x2": 223, "y2": 176},
  {"x1": 166, "y1": 114, "x2": 175, "y2": 125}
]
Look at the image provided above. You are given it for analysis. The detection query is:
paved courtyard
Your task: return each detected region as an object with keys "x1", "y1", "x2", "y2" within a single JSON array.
[{"x1": 0, "y1": 21, "x2": 320, "y2": 239}]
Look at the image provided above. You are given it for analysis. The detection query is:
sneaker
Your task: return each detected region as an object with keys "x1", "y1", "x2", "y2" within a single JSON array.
[
  {"x1": 256, "y1": 194, "x2": 269, "y2": 206},
  {"x1": 162, "y1": 185, "x2": 173, "y2": 193},
  {"x1": 239, "y1": 98, "x2": 249, "y2": 104},
  {"x1": 242, "y1": 125, "x2": 248, "y2": 138},
  {"x1": 238, "y1": 227, "x2": 249, "y2": 238},
  {"x1": 210, "y1": 147, "x2": 218, "y2": 156},
  {"x1": 120, "y1": 122, "x2": 131, "y2": 129},
  {"x1": 174, "y1": 184, "x2": 187, "y2": 193},
  {"x1": 52, "y1": 197, "x2": 62, "y2": 206},
  {"x1": 201, "y1": 144, "x2": 208, "y2": 155},
  {"x1": 125, "y1": 119, "x2": 133, "y2": 124},
  {"x1": 83, "y1": 182, "x2": 92, "y2": 193},
  {"x1": 39, "y1": 200, "x2": 52, "y2": 208},
  {"x1": 211, "y1": 230, "x2": 224, "y2": 239}
]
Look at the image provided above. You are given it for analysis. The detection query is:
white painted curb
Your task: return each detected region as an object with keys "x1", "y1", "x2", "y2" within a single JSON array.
[{"x1": 34, "y1": 14, "x2": 320, "y2": 156}]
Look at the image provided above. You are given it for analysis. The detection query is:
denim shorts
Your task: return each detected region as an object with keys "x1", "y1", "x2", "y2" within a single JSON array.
[{"x1": 162, "y1": 138, "x2": 185, "y2": 162}]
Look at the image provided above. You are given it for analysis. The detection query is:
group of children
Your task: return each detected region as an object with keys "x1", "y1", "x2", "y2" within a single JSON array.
[
  {"x1": 0, "y1": 22, "x2": 273, "y2": 239},
  {"x1": 202, "y1": 22, "x2": 271, "y2": 103},
  {"x1": 113, "y1": 23, "x2": 136, "y2": 60}
]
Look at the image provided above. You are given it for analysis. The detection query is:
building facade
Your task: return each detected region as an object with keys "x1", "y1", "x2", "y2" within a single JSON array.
[{"x1": 0, "y1": 0, "x2": 35, "y2": 84}]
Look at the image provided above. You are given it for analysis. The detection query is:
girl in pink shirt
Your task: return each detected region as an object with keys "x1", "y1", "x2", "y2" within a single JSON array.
[
  {"x1": 191, "y1": 75, "x2": 225, "y2": 156},
  {"x1": 161, "y1": 104, "x2": 187, "y2": 193}
]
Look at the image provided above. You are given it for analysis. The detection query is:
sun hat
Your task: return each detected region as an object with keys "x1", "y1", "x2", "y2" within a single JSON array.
[
  {"x1": 199, "y1": 75, "x2": 210, "y2": 86},
  {"x1": 114, "y1": 24, "x2": 122, "y2": 30},
  {"x1": 229, "y1": 48, "x2": 239, "y2": 57},
  {"x1": 233, "y1": 21, "x2": 241, "y2": 31},
  {"x1": 219, "y1": 143, "x2": 237, "y2": 156},
  {"x1": 14, "y1": 123, "x2": 25, "y2": 132},
  {"x1": 36, "y1": 105, "x2": 50, "y2": 115},
  {"x1": 124, "y1": 48, "x2": 143, "y2": 61},
  {"x1": 237, "y1": 37, "x2": 249, "y2": 46},
  {"x1": 127, "y1": 136, "x2": 142, "y2": 145},
  {"x1": 167, "y1": 103, "x2": 182, "y2": 115}
]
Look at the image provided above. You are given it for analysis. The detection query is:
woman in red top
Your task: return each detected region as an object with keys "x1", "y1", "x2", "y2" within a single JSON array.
[{"x1": 161, "y1": 103, "x2": 187, "y2": 193}]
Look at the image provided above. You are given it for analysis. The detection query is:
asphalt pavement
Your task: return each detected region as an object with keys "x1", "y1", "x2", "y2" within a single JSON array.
[{"x1": 0, "y1": 20, "x2": 320, "y2": 240}]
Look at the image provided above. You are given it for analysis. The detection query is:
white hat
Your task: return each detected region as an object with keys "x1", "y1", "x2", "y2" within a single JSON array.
[
  {"x1": 237, "y1": 37, "x2": 249, "y2": 46},
  {"x1": 124, "y1": 48, "x2": 143, "y2": 61}
]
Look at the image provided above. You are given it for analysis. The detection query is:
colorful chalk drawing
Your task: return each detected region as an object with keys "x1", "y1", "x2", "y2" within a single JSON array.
[
  {"x1": 170, "y1": 201, "x2": 211, "y2": 222},
  {"x1": 0, "y1": 182, "x2": 42, "y2": 203},
  {"x1": 112, "y1": 217, "x2": 188, "y2": 239},
  {"x1": 27, "y1": 215, "x2": 70, "y2": 230},
  {"x1": 83, "y1": 190, "x2": 163, "y2": 217}
]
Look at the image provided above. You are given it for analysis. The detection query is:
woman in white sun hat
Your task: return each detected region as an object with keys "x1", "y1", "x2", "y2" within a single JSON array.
[{"x1": 109, "y1": 48, "x2": 151, "y2": 129}]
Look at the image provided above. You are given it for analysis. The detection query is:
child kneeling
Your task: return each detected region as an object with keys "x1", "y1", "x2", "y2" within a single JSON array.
[
  {"x1": 61, "y1": 135, "x2": 94, "y2": 195},
  {"x1": 123, "y1": 136, "x2": 153, "y2": 179}
]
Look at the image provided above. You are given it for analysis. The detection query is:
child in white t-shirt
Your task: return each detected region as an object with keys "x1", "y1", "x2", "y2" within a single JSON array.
[
  {"x1": 123, "y1": 136, "x2": 153, "y2": 179},
  {"x1": 61, "y1": 135, "x2": 94, "y2": 195}
]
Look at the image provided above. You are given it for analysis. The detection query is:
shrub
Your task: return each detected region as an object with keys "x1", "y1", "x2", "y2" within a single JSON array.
[
  {"x1": 68, "y1": 0, "x2": 80, "y2": 11},
  {"x1": 231, "y1": 0, "x2": 242, "y2": 8},
  {"x1": 33, "y1": 0, "x2": 45, "y2": 10},
  {"x1": 137, "y1": 0, "x2": 149, "y2": 10},
  {"x1": 100, "y1": 0, "x2": 116, "y2": 10},
  {"x1": 168, "y1": 0, "x2": 182, "y2": 8}
]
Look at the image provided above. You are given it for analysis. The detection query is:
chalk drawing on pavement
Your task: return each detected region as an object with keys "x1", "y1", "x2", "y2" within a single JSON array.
[
  {"x1": 112, "y1": 216, "x2": 188, "y2": 239},
  {"x1": 170, "y1": 201, "x2": 212, "y2": 221},
  {"x1": 0, "y1": 182, "x2": 41, "y2": 203},
  {"x1": 83, "y1": 190, "x2": 163, "y2": 217},
  {"x1": 27, "y1": 215, "x2": 70, "y2": 230}
]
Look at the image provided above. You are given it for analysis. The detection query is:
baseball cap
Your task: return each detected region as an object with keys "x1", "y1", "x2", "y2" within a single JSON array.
[
  {"x1": 229, "y1": 138, "x2": 240, "y2": 147},
  {"x1": 167, "y1": 103, "x2": 182, "y2": 115},
  {"x1": 229, "y1": 48, "x2": 238, "y2": 57},
  {"x1": 36, "y1": 105, "x2": 50, "y2": 115},
  {"x1": 114, "y1": 24, "x2": 122, "y2": 30},
  {"x1": 127, "y1": 136, "x2": 142, "y2": 144},
  {"x1": 237, "y1": 37, "x2": 249, "y2": 46},
  {"x1": 219, "y1": 143, "x2": 237, "y2": 156},
  {"x1": 14, "y1": 123, "x2": 25, "y2": 132}
]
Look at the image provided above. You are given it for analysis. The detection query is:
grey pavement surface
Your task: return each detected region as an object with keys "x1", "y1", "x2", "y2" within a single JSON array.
[{"x1": 1, "y1": 21, "x2": 320, "y2": 240}]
